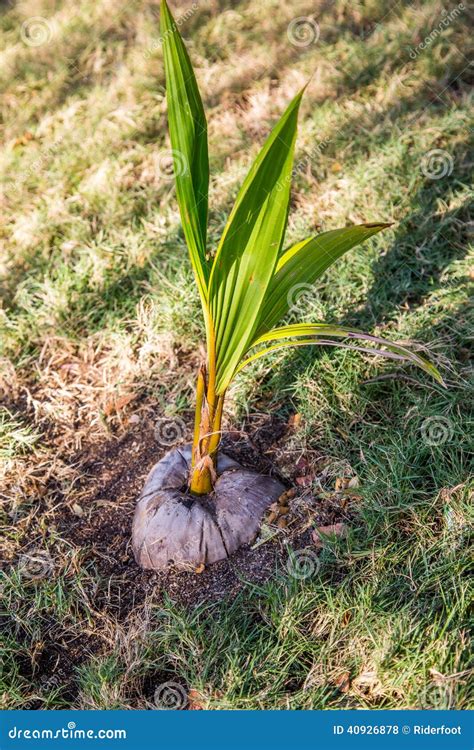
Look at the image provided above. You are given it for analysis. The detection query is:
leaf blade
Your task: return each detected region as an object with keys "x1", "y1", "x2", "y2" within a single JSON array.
[
  {"x1": 161, "y1": 0, "x2": 209, "y2": 299},
  {"x1": 209, "y1": 91, "x2": 304, "y2": 393},
  {"x1": 255, "y1": 223, "x2": 391, "y2": 337},
  {"x1": 237, "y1": 323, "x2": 444, "y2": 384}
]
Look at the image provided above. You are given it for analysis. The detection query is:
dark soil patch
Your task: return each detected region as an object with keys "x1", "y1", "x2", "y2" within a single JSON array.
[
  {"x1": 9, "y1": 621, "x2": 102, "y2": 709},
  {"x1": 58, "y1": 415, "x2": 348, "y2": 613},
  {"x1": 60, "y1": 418, "x2": 291, "y2": 614}
]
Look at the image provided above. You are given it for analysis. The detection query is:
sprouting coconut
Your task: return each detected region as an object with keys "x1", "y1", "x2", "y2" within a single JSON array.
[{"x1": 132, "y1": 0, "x2": 443, "y2": 572}]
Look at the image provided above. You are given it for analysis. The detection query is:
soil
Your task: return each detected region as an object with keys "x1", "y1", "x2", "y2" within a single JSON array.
[{"x1": 63, "y1": 417, "x2": 293, "y2": 614}]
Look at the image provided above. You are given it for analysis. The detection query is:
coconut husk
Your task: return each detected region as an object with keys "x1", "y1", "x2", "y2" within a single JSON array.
[{"x1": 132, "y1": 444, "x2": 284, "y2": 571}]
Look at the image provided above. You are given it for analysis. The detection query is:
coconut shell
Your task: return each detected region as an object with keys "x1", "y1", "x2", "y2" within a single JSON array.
[{"x1": 132, "y1": 444, "x2": 285, "y2": 571}]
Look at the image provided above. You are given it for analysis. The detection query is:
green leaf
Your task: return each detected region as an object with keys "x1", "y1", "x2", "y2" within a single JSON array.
[
  {"x1": 161, "y1": 0, "x2": 209, "y2": 301},
  {"x1": 210, "y1": 90, "x2": 304, "y2": 394},
  {"x1": 255, "y1": 223, "x2": 391, "y2": 337},
  {"x1": 236, "y1": 323, "x2": 444, "y2": 384}
]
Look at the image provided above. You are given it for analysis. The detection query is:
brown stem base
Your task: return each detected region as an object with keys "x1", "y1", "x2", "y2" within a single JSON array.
[{"x1": 189, "y1": 364, "x2": 224, "y2": 496}]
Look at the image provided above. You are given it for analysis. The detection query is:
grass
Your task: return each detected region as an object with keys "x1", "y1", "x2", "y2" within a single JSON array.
[{"x1": 1, "y1": 0, "x2": 473, "y2": 710}]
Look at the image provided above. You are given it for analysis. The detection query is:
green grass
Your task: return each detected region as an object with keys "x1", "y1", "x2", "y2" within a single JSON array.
[{"x1": 1, "y1": 0, "x2": 472, "y2": 709}]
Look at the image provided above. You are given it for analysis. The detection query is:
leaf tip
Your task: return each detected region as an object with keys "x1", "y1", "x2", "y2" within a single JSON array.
[
  {"x1": 363, "y1": 222, "x2": 394, "y2": 229},
  {"x1": 160, "y1": 0, "x2": 172, "y2": 24}
]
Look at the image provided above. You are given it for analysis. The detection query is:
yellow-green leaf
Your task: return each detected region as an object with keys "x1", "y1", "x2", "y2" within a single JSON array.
[
  {"x1": 161, "y1": 0, "x2": 209, "y2": 302},
  {"x1": 236, "y1": 323, "x2": 444, "y2": 385},
  {"x1": 255, "y1": 224, "x2": 391, "y2": 337},
  {"x1": 210, "y1": 91, "x2": 304, "y2": 393}
]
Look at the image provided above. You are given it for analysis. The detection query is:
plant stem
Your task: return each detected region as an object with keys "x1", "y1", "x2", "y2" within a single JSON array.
[
  {"x1": 189, "y1": 362, "x2": 224, "y2": 496},
  {"x1": 192, "y1": 365, "x2": 206, "y2": 469}
]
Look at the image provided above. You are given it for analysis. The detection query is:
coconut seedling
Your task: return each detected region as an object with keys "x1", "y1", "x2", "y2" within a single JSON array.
[{"x1": 132, "y1": 0, "x2": 442, "y2": 571}]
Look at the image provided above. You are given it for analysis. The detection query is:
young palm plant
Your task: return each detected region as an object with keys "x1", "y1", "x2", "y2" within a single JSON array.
[{"x1": 132, "y1": 0, "x2": 442, "y2": 571}]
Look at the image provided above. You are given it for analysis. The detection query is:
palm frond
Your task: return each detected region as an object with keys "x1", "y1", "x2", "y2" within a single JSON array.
[{"x1": 237, "y1": 323, "x2": 444, "y2": 384}]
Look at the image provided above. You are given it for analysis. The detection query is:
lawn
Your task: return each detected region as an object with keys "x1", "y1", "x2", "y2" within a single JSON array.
[{"x1": 1, "y1": 0, "x2": 472, "y2": 710}]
